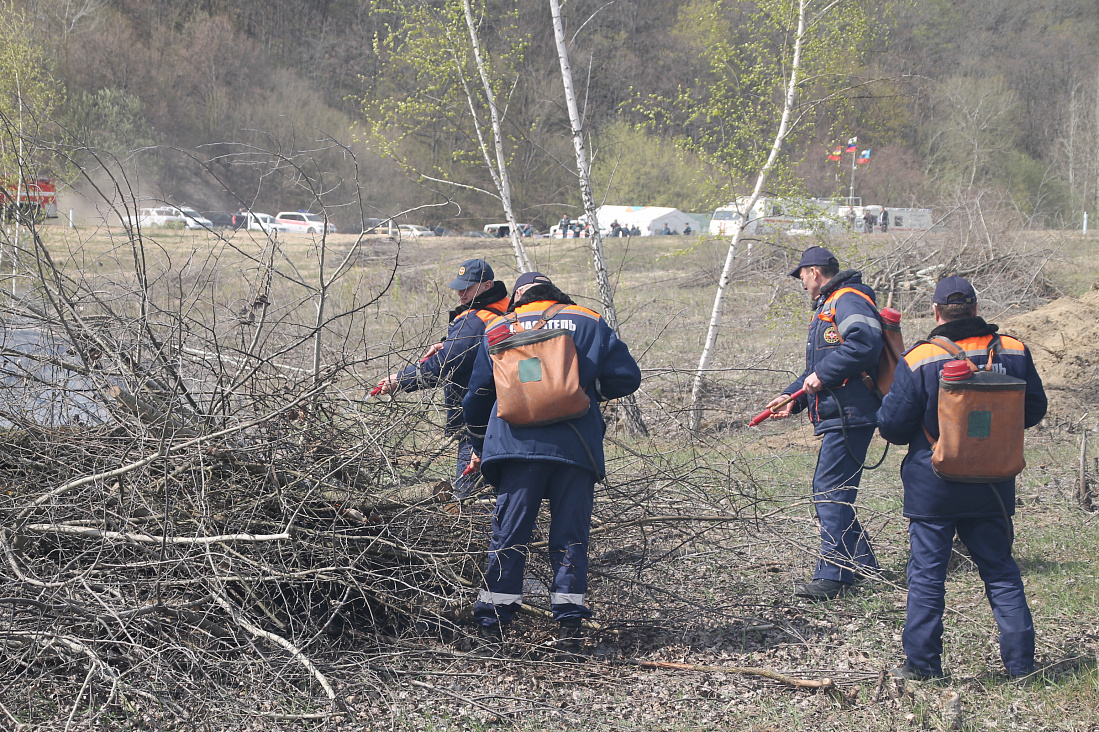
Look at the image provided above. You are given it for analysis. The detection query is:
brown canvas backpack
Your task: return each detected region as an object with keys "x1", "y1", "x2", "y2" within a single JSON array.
[
  {"x1": 922, "y1": 335, "x2": 1027, "y2": 482},
  {"x1": 486, "y1": 303, "x2": 591, "y2": 427}
]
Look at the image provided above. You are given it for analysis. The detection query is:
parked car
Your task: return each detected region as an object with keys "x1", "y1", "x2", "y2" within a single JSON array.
[
  {"x1": 127, "y1": 206, "x2": 213, "y2": 230},
  {"x1": 203, "y1": 212, "x2": 236, "y2": 229},
  {"x1": 462, "y1": 230, "x2": 495, "y2": 238},
  {"x1": 274, "y1": 211, "x2": 337, "y2": 234},
  {"x1": 483, "y1": 223, "x2": 535, "y2": 238},
  {"x1": 244, "y1": 212, "x2": 289, "y2": 234},
  {"x1": 397, "y1": 224, "x2": 436, "y2": 237}
]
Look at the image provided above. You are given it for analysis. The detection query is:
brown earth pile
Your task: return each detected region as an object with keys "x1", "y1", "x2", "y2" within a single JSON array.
[{"x1": 1002, "y1": 288, "x2": 1099, "y2": 422}]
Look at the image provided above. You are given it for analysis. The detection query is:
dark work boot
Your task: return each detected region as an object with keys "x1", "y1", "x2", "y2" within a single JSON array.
[
  {"x1": 890, "y1": 663, "x2": 945, "y2": 682},
  {"x1": 556, "y1": 618, "x2": 584, "y2": 650},
  {"x1": 477, "y1": 623, "x2": 506, "y2": 651},
  {"x1": 793, "y1": 578, "x2": 852, "y2": 600}
]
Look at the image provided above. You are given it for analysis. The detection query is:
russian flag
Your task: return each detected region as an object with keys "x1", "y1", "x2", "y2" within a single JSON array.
[
  {"x1": 845, "y1": 136, "x2": 858, "y2": 153},
  {"x1": 857, "y1": 149, "x2": 871, "y2": 164}
]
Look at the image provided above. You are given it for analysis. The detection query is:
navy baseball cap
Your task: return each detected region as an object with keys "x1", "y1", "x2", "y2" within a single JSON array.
[
  {"x1": 933, "y1": 276, "x2": 977, "y2": 304},
  {"x1": 787, "y1": 246, "x2": 839, "y2": 277},
  {"x1": 513, "y1": 271, "x2": 553, "y2": 290},
  {"x1": 448, "y1": 259, "x2": 494, "y2": 289}
]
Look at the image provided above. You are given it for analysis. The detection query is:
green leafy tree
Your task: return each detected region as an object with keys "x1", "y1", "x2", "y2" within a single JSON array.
[
  {"x1": 0, "y1": 0, "x2": 62, "y2": 176},
  {"x1": 643, "y1": 0, "x2": 877, "y2": 429},
  {"x1": 360, "y1": 0, "x2": 531, "y2": 270}
]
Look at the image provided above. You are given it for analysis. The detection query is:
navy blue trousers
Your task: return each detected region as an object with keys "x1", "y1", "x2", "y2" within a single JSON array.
[
  {"x1": 812, "y1": 427, "x2": 878, "y2": 584},
  {"x1": 454, "y1": 437, "x2": 482, "y2": 499},
  {"x1": 474, "y1": 461, "x2": 595, "y2": 626},
  {"x1": 905, "y1": 517, "x2": 1034, "y2": 677}
]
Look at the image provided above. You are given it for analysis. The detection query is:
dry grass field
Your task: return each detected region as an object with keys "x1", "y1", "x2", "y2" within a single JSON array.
[{"x1": 2, "y1": 219, "x2": 1098, "y2": 730}]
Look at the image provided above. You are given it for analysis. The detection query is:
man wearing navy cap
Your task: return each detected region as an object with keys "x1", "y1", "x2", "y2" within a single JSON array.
[
  {"x1": 768, "y1": 246, "x2": 884, "y2": 600},
  {"x1": 374, "y1": 258, "x2": 510, "y2": 498},
  {"x1": 877, "y1": 276, "x2": 1046, "y2": 680}
]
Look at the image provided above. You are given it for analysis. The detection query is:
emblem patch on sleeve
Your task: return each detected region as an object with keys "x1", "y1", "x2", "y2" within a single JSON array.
[{"x1": 823, "y1": 326, "x2": 840, "y2": 344}]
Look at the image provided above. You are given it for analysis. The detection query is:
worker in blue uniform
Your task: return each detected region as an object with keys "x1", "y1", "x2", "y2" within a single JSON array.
[
  {"x1": 462, "y1": 271, "x2": 642, "y2": 642},
  {"x1": 375, "y1": 259, "x2": 510, "y2": 498},
  {"x1": 877, "y1": 276, "x2": 1047, "y2": 680},
  {"x1": 767, "y1": 246, "x2": 883, "y2": 600}
]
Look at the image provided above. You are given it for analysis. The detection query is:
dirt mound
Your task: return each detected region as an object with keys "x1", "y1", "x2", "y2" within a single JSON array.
[{"x1": 1001, "y1": 288, "x2": 1099, "y2": 422}]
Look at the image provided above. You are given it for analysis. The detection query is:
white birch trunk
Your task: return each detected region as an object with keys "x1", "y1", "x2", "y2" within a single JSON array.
[
  {"x1": 687, "y1": 0, "x2": 809, "y2": 432},
  {"x1": 459, "y1": 0, "x2": 531, "y2": 273},
  {"x1": 549, "y1": 0, "x2": 646, "y2": 435}
]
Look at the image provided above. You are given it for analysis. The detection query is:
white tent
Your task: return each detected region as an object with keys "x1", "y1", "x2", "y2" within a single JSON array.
[{"x1": 591, "y1": 205, "x2": 697, "y2": 236}]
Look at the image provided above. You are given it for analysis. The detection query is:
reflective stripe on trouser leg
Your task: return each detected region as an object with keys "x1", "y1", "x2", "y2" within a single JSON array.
[
  {"x1": 956, "y1": 516, "x2": 1035, "y2": 676},
  {"x1": 812, "y1": 427, "x2": 878, "y2": 583},
  {"x1": 905, "y1": 519, "x2": 954, "y2": 677},
  {"x1": 545, "y1": 463, "x2": 595, "y2": 622},
  {"x1": 473, "y1": 465, "x2": 541, "y2": 626}
]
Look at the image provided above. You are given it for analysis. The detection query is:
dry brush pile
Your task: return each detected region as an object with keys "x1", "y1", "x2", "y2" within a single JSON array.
[{"x1": 0, "y1": 217, "x2": 784, "y2": 727}]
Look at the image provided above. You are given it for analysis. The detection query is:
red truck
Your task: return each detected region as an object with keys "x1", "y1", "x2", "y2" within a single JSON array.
[{"x1": 1, "y1": 176, "x2": 59, "y2": 221}]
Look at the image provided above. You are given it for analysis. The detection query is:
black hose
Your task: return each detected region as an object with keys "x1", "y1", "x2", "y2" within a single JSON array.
[{"x1": 825, "y1": 386, "x2": 889, "y2": 470}]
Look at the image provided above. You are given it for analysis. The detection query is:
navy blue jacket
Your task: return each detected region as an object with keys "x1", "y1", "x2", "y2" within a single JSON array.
[
  {"x1": 395, "y1": 282, "x2": 509, "y2": 432},
  {"x1": 877, "y1": 317, "x2": 1047, "y2": 520},
  {"x1": 462, "y1": 298, "x2": 642, "y2": 487},
  {"x1": 784, "y1": 270, "x2": 883, "y2": 434}
]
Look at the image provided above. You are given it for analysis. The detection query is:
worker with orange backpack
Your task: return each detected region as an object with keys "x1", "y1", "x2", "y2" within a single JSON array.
[
  {"x1": 877, "y1": 276, "x2": 1047, "y2": 681},
  {"x1": 373, "y1": 259, "x2": 510, "y2": 498},
  {"x1": 462, "y1": 271, "x2": 642, "y2": 645},
  {"x1": 766, "y1": 246, "x2": 884, "y2": 600}
]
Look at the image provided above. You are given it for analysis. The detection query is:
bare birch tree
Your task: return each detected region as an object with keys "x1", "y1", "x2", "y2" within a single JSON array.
[
  {"x1": 363, "y1": 0, "x2": 531, "y2": 273},
  {"x1": 549, "y1": 0, "x2": 646, "y2": 435},
  {"x1": 672, "y1": 0, "x2": 872, "y2": 431}
]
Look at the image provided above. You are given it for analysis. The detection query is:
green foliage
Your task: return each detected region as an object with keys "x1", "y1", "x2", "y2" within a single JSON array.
[
  {"x1": 1000, "y1": 150, "x2": 1075, "y2": 224},
  {"x1": 590, "y1": 121, "x2": 716, "y2": 211},
  {"x1": 645, "y1": 0, "x2": 877, "y2": 200},
  {"x1": 0, "y1": 0, "x2": 63, "y2": 173},
  {"x1": 65, "y1": 88, "x2": 160, "y2": 164},
  {"x1": 359, "y1": 0, "x2": 527, "y2": 205}
]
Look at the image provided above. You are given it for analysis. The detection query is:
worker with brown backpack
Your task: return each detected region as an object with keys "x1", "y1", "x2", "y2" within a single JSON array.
[
  {"x1": 877, "y1": 276, "x2": 1047, "y2": 681},
  {"x1": 461, "y1": 271, "x2": 642, "y2": 646}
]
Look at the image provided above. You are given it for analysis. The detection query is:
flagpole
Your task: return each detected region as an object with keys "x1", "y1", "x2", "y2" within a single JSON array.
[{"x1": 849, "y1": 147, "x2": 856, "y2": 205}]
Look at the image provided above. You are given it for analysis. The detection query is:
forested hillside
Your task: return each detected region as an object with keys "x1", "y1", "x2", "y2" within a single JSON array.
[{"x1": 5, "y1": 0, "x2": 1098, "y2": 229}]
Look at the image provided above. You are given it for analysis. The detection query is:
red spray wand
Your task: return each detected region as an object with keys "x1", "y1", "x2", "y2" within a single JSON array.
[{"x1": 748, "y1": 388, "x2": 806, "y2": 427}]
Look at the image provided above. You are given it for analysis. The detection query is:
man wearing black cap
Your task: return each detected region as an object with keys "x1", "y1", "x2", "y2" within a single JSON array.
[
  {"x1": 374, "y1": 258, "x2": 510, "y2": 498},
  {"x1": 877, "y1": 276, "x2": 1046, "y2": 681},
  {"x1": 767, "y1": 246, "x2": 883, "y2": 600},
  {"x1": 462, "y1": 271, "x2": 642, "y2": 644}
]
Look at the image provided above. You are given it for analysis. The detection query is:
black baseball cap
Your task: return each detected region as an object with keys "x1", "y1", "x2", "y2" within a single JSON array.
[
  {"x1": 513, "y1": 271, "x2": 553, "y2": 290},
  {"x1": 448, "y1": 259, "x2": 494, "y2": 289},
  {"x1": 933, "y1": 276, "x2": 977, "y2": 304},
  {"x1": 787, "y1": 246, "x2": 839, "y2": 277}
]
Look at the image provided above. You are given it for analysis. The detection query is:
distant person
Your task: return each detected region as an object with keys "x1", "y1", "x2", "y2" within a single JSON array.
[
  {"x1": 845, "y1": 209, "x2": 856, "y2": 231},
  {"x1": 661, "y1": 223, "x2": 671, "y2": 235},
  {"x1": 880, "y1": 209, "x2": 889, "y2": 233},
  {"x1": 559, "y1": 215, "x2": 571, "y2": 239},
  {"x1": 609, "y1": 219, "x2": 621, "y2": 237},
  {"x1": 683, "y1": 224, "x2": 692, "y2": 235},
  {"x1": 630, "y1": 225, "x2": 640, "y2": 236},
  {"x1": 863, "y1": 210, "x2": 876, "y2": 233},
  {"x1": 877, "y1": 276, "x2": 1046, "y2": 681},
  {"x1": 373, "y1": 259, "x2": 510, "y2": 499}
]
